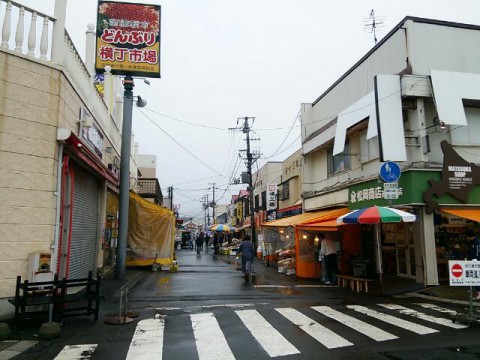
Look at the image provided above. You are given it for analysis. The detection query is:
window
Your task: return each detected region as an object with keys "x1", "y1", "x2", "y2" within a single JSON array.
[
  {"x1": 261, "y1": 191, "x2": 267, "y2": 210},
  {"x1": 328, "y1": 141, "x2": 351, "y2": 175},
  {"x1": 254, "y1": 194, "x2": 260, "y2": 211},
  {"x1": 280, "y1": 182, "x2": 290, "y2": 201},
  {"x1": 360, "y1": 133, "x2": 379, "y2": 163}
]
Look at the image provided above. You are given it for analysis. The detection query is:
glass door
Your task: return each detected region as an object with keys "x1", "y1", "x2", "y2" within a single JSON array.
[{"x1": 396, "y1": 223, "x2": 416, "y2": 278}]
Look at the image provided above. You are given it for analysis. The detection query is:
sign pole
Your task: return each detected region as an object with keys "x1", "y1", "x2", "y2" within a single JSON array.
[{"x1": 115, "y1": 75, "x2": 134, "y2": 279}]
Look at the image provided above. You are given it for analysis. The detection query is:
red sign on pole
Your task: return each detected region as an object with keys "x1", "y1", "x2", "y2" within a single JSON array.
[{"x1": 451, "y1": 263, "x2": 463, "y2": 278}]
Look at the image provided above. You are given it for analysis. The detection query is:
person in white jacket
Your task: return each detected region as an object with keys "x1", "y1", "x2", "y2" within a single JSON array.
[{"x1": 319, "y1": 233, "x2": 338, "y2": 285}]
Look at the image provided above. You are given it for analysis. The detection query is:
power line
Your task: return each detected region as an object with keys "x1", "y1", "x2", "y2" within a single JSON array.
[{"x1": 136, "y1": 108, "x2": 228, "y2": 179}]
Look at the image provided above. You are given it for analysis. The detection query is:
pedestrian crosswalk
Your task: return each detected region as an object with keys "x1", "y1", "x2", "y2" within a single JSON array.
[{"x1": 45, "y1": 302, "x2": 469, "y2": 360}]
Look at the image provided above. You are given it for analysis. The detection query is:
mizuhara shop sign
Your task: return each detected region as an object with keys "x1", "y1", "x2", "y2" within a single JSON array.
[{"x1": 424, "y1": 140, "x2": 480, "y2": 214}]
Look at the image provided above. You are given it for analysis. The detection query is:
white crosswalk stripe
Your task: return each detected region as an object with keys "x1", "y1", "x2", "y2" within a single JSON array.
[
  {"x1": 236, "y1": 309, "x2": 300, "y2": 357},
  {"x1": 415, "y1": 303, "x2": 458, "y2": 315},
  {"x1": 126, "y1": 318, "x2": 165, "y2": 360},
  {"x1": 378, "y1": 304, "x2": 468, "y2": 329},
  {"x1": 276, "y1": 307, "x2": 353, "y2": 349},
  {"x1": 53, "y1": 344, "x2": 97, "y2": 360},
  {"x1": 312, "y1": 306, "x2": 398, "y2": 341},
  {"x1": 347, "y1": 305, "x2": 438, "y2": 335},
  {"x1": 44, "y1": 302, "x2": 471, "y2": 359},
  {"x1": 191, "y1": 312, "x2": 235, "y2": 360}
]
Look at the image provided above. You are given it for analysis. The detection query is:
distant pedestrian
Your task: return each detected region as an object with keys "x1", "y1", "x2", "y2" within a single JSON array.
[
  {"x1": 319, "y1": 233, "x2": 338, "y2": 285},
  {"x1": 213, "y1": 233, "x2": 220, "y2": 254},
  {"x1": 237, "y1": 235, "x2": 254, "y2": 274},
  {"x1": 196, "y1": 232, "x2": 204, "y2": 254},
  {"x1": 466, "y1": 229, "x2": 480, "y2": 299}
]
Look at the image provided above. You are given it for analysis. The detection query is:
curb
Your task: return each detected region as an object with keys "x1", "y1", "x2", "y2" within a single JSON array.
[
  {"x1": 397, "y1": 291, "x2": 480, "y2": 307},
  {"x1": 113, "y1": 271, "x2": 149, "y2": 298}
]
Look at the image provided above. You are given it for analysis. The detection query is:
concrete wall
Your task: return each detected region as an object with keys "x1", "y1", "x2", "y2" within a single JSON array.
[
  {"x1": 252, "y1": 162, "x2": 282, "y2": 207},
  {"x1": 0, "y1": 52, "x2": 60, "y2": 300},
  {"x1": 279, "y1": 149, "x2": 303, "y2": 209}
]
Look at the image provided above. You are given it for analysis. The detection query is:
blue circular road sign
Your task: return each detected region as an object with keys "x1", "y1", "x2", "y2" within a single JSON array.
[{"x1": 380, "y1": 161, "x2": 401, "y2": 182}]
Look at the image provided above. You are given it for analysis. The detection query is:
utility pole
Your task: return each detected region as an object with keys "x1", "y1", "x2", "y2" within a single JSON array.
[
  {"x1": 206, "y1": 194, "x2": 210, "y2": 228},
  {"x1": 169, "y1": 186, "x2": 173, "y2": 211},
  {"x1": 240, "y1": 117, "x2": 257, "y2": 248},
  {"x1": 210, "y1": 183, "x2": 216, "y2": 225}
]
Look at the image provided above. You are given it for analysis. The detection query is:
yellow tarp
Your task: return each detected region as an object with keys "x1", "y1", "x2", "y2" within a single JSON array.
[{"x1": 126, "y1": 191, "x2": 176, "y2": 267}]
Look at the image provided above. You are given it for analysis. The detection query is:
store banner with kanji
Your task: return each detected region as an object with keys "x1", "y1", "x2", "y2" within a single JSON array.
[
  {"x1": 449, "y1": 260, "x2": 480, "y2": 286},
  {"x1": 95, "y1": 1, "x2": 161, "y2": 78}
]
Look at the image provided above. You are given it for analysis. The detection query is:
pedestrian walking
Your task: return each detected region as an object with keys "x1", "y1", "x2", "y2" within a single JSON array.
[
  {"x1": 237, "y1": 235, "x2": 254, "y2": 274},
  {"x1": 319, "y1": 233, "x2": 338, "y2": 285},
  {"x1": 196, "y1": 232, "x2": 204, "y2": 254}
]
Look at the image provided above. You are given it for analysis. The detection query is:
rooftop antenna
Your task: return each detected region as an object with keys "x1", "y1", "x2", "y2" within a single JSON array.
[{"x1": 363, "y1": 9, "x2": 385, "y2": 45}]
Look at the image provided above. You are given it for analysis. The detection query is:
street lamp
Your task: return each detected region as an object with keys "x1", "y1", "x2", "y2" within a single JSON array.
[{"x1": 115, "y1": 74, "x2": 147, "y2": 279}]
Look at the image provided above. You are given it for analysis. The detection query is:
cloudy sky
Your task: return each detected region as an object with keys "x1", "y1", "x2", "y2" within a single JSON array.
[{"x1": 17, "y1": 0, "x2": 480, "y2": 221}]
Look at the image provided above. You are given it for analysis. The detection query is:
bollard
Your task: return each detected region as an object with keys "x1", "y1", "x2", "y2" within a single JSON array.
[{"x1": 38, "y1": 322, "x2": 61, "y2": 340}]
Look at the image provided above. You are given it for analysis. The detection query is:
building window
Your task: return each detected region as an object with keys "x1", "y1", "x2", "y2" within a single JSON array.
[
  {"x1": 261, "y1": 191, "x2": 267, "y2": 210},
  {"x1": 254, "y1": 194, "x2": 260, "y2": 211},
  {"x1": 328, "y1": 141, "x2": 351, "y2": 175},
  {"x1": 360, "y1": 133, "x2": 379, "y2": 163},
  {"x1": 280, "y1": 182, "x2": 290, "y2": 201}
]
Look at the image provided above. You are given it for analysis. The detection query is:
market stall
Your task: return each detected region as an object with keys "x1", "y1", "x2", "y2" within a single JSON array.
[
  {"x1": 262, "y1": 208, "x2": 350, "y2": 278},
  {"x1": 294, "y1": 208, "x2": 351, "y2": 278}
]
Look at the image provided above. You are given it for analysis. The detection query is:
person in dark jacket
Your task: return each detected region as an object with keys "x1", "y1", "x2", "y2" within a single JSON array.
[
  {"x1": 196, "y1": 232, "x2": 204, "y2": 254},
  {"x1": 466, "y1": 229, "x2": 480, "y2": 299},
  {"x1": 237, "y1": 235, "x2": 254, "y2": 273}
]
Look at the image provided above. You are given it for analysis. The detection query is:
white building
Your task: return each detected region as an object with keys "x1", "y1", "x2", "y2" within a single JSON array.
[{"x1": 301, "y1": 17, "x2": 480, "y2": 286}]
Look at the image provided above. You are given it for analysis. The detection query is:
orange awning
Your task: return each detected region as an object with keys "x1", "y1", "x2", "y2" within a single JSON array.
[
  {"x1": 263, "y1": 208, "x2": 349, "y2": 228},
  {"x1": 440, "y1": 208, "x2": 480, "y2": 222},
  {"x1": 296, "y1": 208, "x2": 350, "y2": 231}
]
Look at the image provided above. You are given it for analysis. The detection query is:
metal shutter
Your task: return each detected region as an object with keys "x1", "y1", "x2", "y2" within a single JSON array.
[{"x1": 69, "y1": 164, "x2": 100, "y2": 279}]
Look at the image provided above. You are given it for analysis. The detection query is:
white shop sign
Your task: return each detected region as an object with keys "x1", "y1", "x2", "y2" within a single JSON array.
[{"x1": 449, "y1": 260, "x2": 480, "y2": 286}]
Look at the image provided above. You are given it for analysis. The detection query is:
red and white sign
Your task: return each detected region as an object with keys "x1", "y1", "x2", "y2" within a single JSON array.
[
  {"x1": 451, "y1": 263, "x2": 463, "y2": 277},
  {"x1": 449, "y1": 260, "x2": 480, "y2": 286}
]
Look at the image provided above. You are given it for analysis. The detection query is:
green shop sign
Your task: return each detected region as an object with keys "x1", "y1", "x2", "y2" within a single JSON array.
[{"x1": 348, "y1": 170, "x2": 480, "y2": 210}]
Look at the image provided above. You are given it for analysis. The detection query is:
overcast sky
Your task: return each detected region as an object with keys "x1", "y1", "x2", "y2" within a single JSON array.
[{"x1": 18, "y1": 0, "x2": 480, "y2": 221}]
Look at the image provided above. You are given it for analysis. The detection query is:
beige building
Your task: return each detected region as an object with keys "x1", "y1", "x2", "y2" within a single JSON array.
[{"x1": 0, "y1": 0, "x2": 129, "y2": 318}]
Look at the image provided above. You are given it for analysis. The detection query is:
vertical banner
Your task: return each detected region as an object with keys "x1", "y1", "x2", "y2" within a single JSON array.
[
  {"x1": 95, "y1": 1, "x2": 161, "y2": 78},
  {"x1": 267, "y1": 184, "x2": 277, "y2": 211}
]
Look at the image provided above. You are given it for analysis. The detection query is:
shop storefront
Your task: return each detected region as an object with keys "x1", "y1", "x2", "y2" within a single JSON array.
[
  {"x1": 349, "y1": 141, "x2": 480, "y2": 285},
  {"x1": 57, "y1": 132, "x2": 118, "y2": 280},
  {"x1": 262, "y1": 208, "x2": 350, "y2": 278}
]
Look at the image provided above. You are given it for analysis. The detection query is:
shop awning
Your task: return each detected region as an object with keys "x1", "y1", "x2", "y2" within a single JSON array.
[
  {"x1": 296, "y1": 208, "x2": 350, "y2": 231},
  {"x1": 263, "y1": 208, "x2": 349, "y2": 228},
  {"x1": 296, "y1": 219, "x2": 342, "y2": 231},
  {"x1": 440, "y1": 208, "x2": 480, "y2": 222}
]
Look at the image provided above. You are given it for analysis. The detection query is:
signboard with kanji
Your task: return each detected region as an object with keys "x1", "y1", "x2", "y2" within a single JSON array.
[
  {"x1": 449, "y1": 260, "x2": 480, "y2": 286},
  {"x1": 95, "y1": 1, "x2": 161, "y2": 78}
]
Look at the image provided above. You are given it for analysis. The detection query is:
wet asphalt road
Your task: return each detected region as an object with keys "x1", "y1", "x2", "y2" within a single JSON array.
[{"x1": 11, "y1": 248, "x2": 480, "y2": 359}]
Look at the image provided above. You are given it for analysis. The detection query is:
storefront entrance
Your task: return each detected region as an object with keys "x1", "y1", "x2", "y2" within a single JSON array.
[
  {"x1": 382, "y1": 223, "x2": 416, "y2": 279},
  {"x1": 395, "y1": 224, "x2": 416, "y2": 278}
]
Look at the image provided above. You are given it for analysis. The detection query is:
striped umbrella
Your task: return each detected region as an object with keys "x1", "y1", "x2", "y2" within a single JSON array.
[
  {"x1": 337, "y1": 206, "x2": 416, "y2": 224},
  {"x1": 210, "y1": 224, "x2": 236, "y2": 232},
  {"x1": 336, "y1": 206, "x2": 416, "y2": 287}
]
